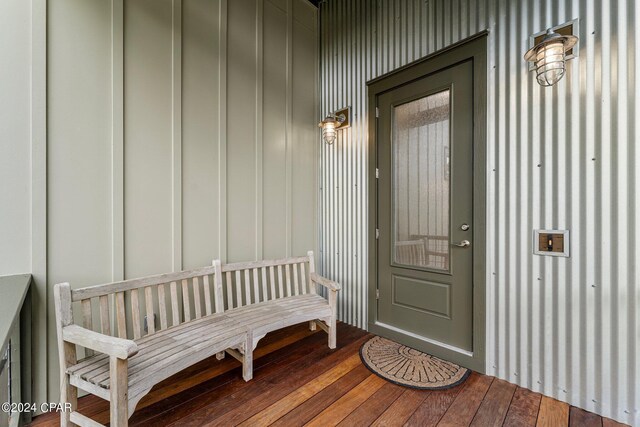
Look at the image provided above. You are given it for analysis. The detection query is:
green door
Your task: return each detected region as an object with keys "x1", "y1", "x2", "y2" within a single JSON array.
[{"x1": 377, "y1": 60, "x2": 474, "y2": 352}]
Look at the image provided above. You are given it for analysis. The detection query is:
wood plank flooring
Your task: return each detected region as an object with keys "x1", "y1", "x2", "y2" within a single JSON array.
[{"x1": 30, "y1": 323, "x2": 627, "y2": 427}]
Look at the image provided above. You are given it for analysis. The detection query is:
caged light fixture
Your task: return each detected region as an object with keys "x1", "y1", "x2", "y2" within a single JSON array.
[
  {"x1": 318, "y1": 107, "x2": 350, "y2": 144},
  {"x1": 525, "y1": 27, "x2": 579, "y2": 87}
]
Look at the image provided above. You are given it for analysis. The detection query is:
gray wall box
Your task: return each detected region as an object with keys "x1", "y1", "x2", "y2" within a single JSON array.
[
  {"x1": 533, "y1": 229, "x2": 570, "y2": 257},
  {"x1": 318, "y1": 0, "x2": 639, "y2": 425}
]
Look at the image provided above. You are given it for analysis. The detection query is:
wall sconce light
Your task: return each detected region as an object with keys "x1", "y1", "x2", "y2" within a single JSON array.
[
  {"x1": 525, "y1": 24, "x2": 579, "y2": 87},
  {"x1": 319, "y1": 107, "x2": 350, "y2": 144}
]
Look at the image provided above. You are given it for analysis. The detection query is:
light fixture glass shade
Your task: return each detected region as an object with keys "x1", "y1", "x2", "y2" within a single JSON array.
[
  {"x1": 525, "y1": 30, "x2": 578, "y2": 87},
  {"x1": 534, "y1": 40, "x2": 566, "y2": 86},
  {"x1": 322, "y1": 120, "x2": 337, "y2": 144},
  {"x1": 318, "y1": 115, "x2": 341, "y2": 144}
]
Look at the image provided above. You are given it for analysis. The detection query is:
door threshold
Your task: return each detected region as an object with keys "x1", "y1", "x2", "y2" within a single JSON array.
[
  {"x1": 369, "y1": 321, "x2": 484, "y2": 372},
  {"x1": 374, "y1": 321, "x2": 473, "y2": 357}
]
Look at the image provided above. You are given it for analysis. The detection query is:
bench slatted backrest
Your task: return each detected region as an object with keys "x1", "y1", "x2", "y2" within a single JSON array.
[
  {"x1": 220, "y1": 252, "x2": 316, "y2": 310},
  {"x1": 70, "y1": 262, "x2": 224, "y2": 346}
]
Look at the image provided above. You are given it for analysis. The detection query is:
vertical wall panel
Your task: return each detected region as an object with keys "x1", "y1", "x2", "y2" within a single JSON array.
[
  {"x1": 319, "y1": 0, "x2": 639, "y2": 424},
  {"x1": 227, "y1": 0, "x2": 256, "y2": 261},
  {"x1": 171, "y1": 1, "x2": 183, "y2": 272},
  {"x1": 263, "y1": 0, "x2": 289, "y2": 259},
  {"x1": 182, "y1": 0, "x2": 221, "y2": 269},
  {"x1": 47, "y1": 0, "x2": 114, "y2": 400},
  {"x1": 291, "y1": 3, "x2": 318, "y2": 256},
  {"x1": 111, "y1": 0, "x2": 125, "y2": 282},
  {"x1": 124, "y1": 0, "x2": 174, "y2": 277},
  {"x1": 227, "y1": 0, "x2": 257, "y2": 261}
]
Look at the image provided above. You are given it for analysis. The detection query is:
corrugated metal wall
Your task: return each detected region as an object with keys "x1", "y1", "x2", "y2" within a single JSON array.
[{"x1": 318, "y1": 0, "x2": 639, "y2": 424}]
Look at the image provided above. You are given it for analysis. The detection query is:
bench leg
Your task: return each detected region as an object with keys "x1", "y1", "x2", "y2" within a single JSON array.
[
  {"x1": 243, "y1": 331, "x2": 253, "y2": 382},
  {"x1": 216, "y1": 351, "x2": 225, "y2": 360},
  {"x1": 328, "y1": 289, "x2": 338, "y2": 349},
  {"x1": 110, "y1": 357, "x2": 129, "y2": 427},
  {"x1": 60, "y1": 372, "x2": 77, "y2": 427},
  {"x1": 328, "y1": 317, "x2": 337, "y2": 349},
  {"x1": 309, "y1": 320, "x2": 317, "y2": 331}
]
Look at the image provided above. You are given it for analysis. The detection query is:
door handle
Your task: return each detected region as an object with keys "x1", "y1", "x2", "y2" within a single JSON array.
[{"x1": 452, "y1": 240, "x2": 471, "y2": 248}]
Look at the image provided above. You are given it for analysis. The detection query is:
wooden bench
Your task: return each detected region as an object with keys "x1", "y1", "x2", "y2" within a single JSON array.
[{"x1": 54, "y1": 251, "x2": 339, "y2": 427}]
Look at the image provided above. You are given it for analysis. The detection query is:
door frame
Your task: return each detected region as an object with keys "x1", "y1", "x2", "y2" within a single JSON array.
[{"x1": 367, "y1": 32, "x2": 488, "y2": 372}]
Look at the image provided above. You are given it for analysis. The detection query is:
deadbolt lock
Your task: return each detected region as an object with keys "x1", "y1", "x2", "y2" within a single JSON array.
[{"x1": 460, "y1": 223, "x2": 470, "y2": 231}]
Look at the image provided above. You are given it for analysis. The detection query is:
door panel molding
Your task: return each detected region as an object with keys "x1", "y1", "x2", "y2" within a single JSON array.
[
  {"x1": 367, "y1": 32, "x2": 487, "y2": 372},
  {"x1": 391, "y1": 275, "x2": 451, "y2": 319}
]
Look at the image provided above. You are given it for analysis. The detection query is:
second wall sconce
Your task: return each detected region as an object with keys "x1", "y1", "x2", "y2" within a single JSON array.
[
  {"x1": 525, "y1": 21, "x2": 579, "y2": 87},
  {"x1": 319, "y1": 107, "x2": 350, "y2": 144}
]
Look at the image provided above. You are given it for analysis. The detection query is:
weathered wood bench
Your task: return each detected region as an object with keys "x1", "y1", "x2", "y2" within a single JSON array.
[{"x1": 54, "y1": 251, "x2": 339, "y2": 427}]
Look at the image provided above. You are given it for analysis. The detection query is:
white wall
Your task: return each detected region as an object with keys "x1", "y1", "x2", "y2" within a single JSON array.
[
  {"x1": 0, "y1": 1, "x2": 31, "y2": 278},
  {"x1": 319, "y1": 0, "x2": 639, "y2": 425},
  {"x1": 1, "y1": 0, "x2": 318, "y2": 408},
  {"x1": 0, "y1": 0, "x2": 47, "y2": 408}
]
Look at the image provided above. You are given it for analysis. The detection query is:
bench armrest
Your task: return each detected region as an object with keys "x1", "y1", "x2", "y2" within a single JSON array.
[
  {"x1": 62, "y1": 324, "x2": 138, "y2": 359},
  {"x1": 310, "y1": 273, "x2": 341, "y2": 292}
]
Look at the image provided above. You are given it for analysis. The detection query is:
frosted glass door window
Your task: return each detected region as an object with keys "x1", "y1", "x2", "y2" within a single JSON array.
[{"x1": 393, "y1": 90, "x2": 450, "y2": 270}]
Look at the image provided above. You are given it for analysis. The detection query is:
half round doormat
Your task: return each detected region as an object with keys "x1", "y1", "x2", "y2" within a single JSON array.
[{"x1": 360, "y1": 336, "x2": 470, "y2": 390}]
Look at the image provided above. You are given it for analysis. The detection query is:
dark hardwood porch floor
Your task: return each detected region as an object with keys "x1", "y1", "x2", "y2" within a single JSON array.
[{"x1": 31, "y1": 323, "x2": 627, "y2": 427}]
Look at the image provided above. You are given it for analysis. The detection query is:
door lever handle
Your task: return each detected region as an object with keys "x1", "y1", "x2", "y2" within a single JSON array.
[{"x1": 452, "y1": 240, "x2": 471, "y2": 248}]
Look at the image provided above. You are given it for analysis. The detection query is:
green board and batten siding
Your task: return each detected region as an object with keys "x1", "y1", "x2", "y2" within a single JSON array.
[{"x1": 0, "y1": 0, "x2": 318, "y2": 409}]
